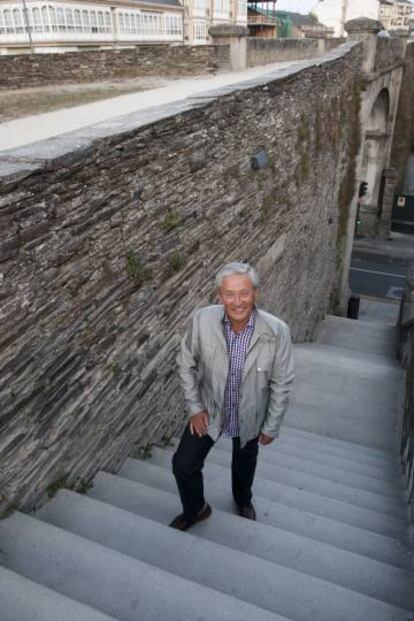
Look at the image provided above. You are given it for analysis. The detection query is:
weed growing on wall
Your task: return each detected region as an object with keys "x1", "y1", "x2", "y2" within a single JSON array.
[
  {"x1": 160, "y1": 209, "x2": 180, "y2": 232},
  {"x1": 169, "y1": 252, "x2": 185, "y2": 272},
  {"x1": 126, "y1": 251, "x2": 152, "y2": 284},
  {"x1": 296, "y1": 112, "x2": 311, "y2": 183},
  {"x1": 46, "y1": 475, "x2": 68, "y2": 498}
]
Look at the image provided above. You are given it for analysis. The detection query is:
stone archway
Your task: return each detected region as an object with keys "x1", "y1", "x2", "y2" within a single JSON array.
[{"x1": 359, "y1": 88, "x2": 391, "y2": 236}]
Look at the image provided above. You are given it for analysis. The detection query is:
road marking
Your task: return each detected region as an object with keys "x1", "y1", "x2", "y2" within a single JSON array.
[
  {"x1": 386, "y1": 286, "x2": 404, "y2": 300},
  {"x1": 350, "y1": 267, "x2": 406, "y2": 279}
]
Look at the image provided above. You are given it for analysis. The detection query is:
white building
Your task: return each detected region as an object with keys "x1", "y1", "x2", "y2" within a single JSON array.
[
  {"x1": 0, "y1": 0, "x2": 247, "y2": 52},
  {"x1": 379, "y1": 0, "x2": 413, "y2": 31},
  {"x1": 312, "y1": 0, "x2": 381, "y2": 36}
]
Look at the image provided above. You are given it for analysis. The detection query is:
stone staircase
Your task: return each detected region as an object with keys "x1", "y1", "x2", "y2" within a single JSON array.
[{"x1": 1, "y1": 314, "x2": 413, "y2": 621}]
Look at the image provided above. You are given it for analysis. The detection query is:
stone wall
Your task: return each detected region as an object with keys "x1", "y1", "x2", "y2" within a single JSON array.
[
  {"x1": 390, "y1": 42, "x2": 414, "y2": 192},
  {"x1": 398, "y1": 262, "x2": 414, "y2": 526},
  {"x1": 373, "y1": 36, "x2": 405, "y2": 73},
  {"x1": 247, "y1": 37, "x2": 322, "y2": 67},
  {"x1": 0, "y1": 45, "x2": 230, "y2": 90},
  {"x1": 0, "y1": 42, "x2": 362, "y2": 514}
]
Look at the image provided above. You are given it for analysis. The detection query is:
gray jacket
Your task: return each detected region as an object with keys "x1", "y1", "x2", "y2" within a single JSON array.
[{"x1": 177, "y1": 305, "x2": 294, "y2": 446}]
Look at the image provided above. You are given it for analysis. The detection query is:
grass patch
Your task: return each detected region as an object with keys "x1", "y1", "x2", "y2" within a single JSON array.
[
  {"x1": 169, "y1": 252, "x2": 185, "y2": 272},
  {"x1": 46, "y1": 476, "x2": 68, "y2": 499},
  {"x1": 126, "y1": 251, "x2": 152, "y2": 284},
  {"x1": 160, "y1": 209, "x2": 180, "y2": 233}
]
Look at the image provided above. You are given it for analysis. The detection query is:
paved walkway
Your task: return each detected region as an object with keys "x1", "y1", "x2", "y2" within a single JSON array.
[{"x1": 0, "y1": 59, "x2": 310, "y2": 152}]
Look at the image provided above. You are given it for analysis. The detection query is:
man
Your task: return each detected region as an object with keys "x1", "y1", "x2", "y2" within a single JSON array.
[{"x1": 170, "y1": 261, "x2": 294, "y2": 531}]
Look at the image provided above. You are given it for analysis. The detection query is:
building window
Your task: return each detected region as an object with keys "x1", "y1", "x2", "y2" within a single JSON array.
[
  {"x1": 56, "y1": 7, "x2": 66, "y2": 31},
  {"x1": 12, "y1": 8, "x2": 24, "y2": 33},
  {"x1": 193, "y1": 19, "x2": 206, "y2": 40},
  {"x1": 48, "y1": 6, "x2": 57, "y2": 32},
  {"x1": 32, "y1": 7, "x2": 42, "y2": 32},
  {"x1": 41, "y1": 6, "x2": 49, "y2": 32},
  {"x1": 4, "y1": 9, "x2": 14, "y2": 34},
  {"x1": 65, "y1": 8, "x2": 75, "y2": 31},
  {"x1": 74, "y1": 9, "x2": 82, "y2": 31}
]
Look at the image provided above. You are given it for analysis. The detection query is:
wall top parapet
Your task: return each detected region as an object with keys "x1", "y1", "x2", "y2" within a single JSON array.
[
  {"x1": 209, "y1": 24, "x2": 248, "y2": 38},
  {"x1": 345, "y1": 18, "x2": 384, "y2": 34},
  {"x1": 0, "y1": 40, "x2": 360, "y2": 185}
]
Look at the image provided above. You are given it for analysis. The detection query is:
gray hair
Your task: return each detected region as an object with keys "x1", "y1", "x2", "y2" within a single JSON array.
[{"x1": 215, "y1": 261, "x2": 259, "y2": 290}]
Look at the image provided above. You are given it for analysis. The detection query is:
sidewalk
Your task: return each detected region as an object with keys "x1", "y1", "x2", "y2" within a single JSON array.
[
  {"x1": 351, "y1": 232, "x2": 414, "y2": 326},
  {"x1": 354, "y1": 232, "x2": 414, "y2": 262},
  {"x1": 0, "y1": 59, "x2": 307, "y2": 152}
]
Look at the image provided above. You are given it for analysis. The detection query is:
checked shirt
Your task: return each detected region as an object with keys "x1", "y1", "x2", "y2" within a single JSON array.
[{"x1": 221, "y1": 310, "x2": 256, "y2": 437}]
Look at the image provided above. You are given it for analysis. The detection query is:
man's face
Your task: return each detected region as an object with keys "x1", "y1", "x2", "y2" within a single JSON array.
[{"x1": 218, "y1": 273, "x2": 258, "y2": 327}]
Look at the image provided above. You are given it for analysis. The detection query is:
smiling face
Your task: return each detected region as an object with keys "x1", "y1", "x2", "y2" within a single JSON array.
[{"x1": 218, "y1": 273, "x2": 258, "y2": 331}]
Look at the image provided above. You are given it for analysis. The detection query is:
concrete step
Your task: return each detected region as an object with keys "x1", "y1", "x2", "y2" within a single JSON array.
[
  {"x1": 117, "y1": 459, "x2": 408, "y2": 541},
  {"x1": 294, "y1": 345, "x2": 403, "y2": 386},
  {"x1": 82, "y1": 480, "x2": 414, "y2": 618},
  {"x1": 0, "y1": 566, "x2": 117, "y2": 621},
  {"x1": 316, "y1": 316, "x2": 398, "y2": 356},
  {"x1": 78, "y1": 474, "x2": 414, "y2": 569},
  {"x1": 280, "y1": 426, "x2": 400, "y2": 466},
  {"x1": 0, "y1": 511, "x2": 283, "y2": 621},
  {"x1": 319, "y1": 315, "x2": 398, "y2": 339},
  {"x1": 151, "y1": 446, "x2": 406, "y2": 519},
  {"x1": 207, "y1": 437, "x2": 403, "y2": 497},
  {"x1": 89, "y1": 471, "x2": 414, "y2": 572},
  {"x1": 284, "y1": 402, "x2": 401, "y2": 453},
  {"x1": 294, "y1": 342, "x2": 400, "y2": 369},
  {"x1": 290, "y1": 362, "x2": 404, "y2": 423},
  {"x1": 259, "y1": 436, "x2": 401, "y2": 484}
]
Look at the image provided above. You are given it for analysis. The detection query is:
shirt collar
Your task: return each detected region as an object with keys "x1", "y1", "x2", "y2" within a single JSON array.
[{"x1": 223, "y1": 307, "x2": 256, "y2": 332}]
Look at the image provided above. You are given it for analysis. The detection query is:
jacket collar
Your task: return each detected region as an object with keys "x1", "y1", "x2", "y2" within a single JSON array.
[{"x1": 212, "y1": 306, "x2": 276, "y2": 378}]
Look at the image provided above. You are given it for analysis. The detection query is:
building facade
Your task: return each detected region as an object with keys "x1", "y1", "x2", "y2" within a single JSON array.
[
  {"x1": 0, "y1": 0, "x2": 247, "y2": 52},
  {"x1": 312, "y1": 0, "x2": 380, "y2": 36},
  {"x1": 379, "y1": 0, "x2": 412, "y2": 31}
]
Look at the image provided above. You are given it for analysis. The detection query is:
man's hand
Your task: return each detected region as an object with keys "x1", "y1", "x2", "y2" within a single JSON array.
[
  {"x1": 189, "y1": 410, "x2": 209, "y2": 437},
  {"x1": 259, "y1": 433, "x2": 274, "y2": 446}
]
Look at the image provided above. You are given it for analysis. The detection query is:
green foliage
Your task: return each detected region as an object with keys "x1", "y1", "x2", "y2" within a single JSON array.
[
  {"x1": 169, "y1": 252, "x2": 185, "y2": 272},
  {"x1": 126, "y1": 251, "x2": 152, "y2": 284},
  {"x1": 298, "y1": 113, "x2": 310, "y2": 143},
  {"x1": 112, "y1": 363, "x2": 121, "y2": 378},
  {"x1": 0, "y1": 503, "x2": 16, "y2": 520},
  {"x1": 314, "y1": 109, "x2": 323, "y2": 153},
  {"x1": 296, "y1": 152, "x2": 311, "y2": 184},
  {"x1": 308, "y1": 11, "x2": 318, "y2": 24},
  {"x1": 261, "y1": 193, "x2": 275, "y2": 220},
  {"x1": 139, "y1": 443, "x2": 153, "y2": 460},
  {"x1": 76, "y1": 479, "x2": 94, "y2": 494},
  {"x1": 160, "y1": 209, "x2": 180, "y2": 233},
  {"x1": 46, "y1": 476, "x2": 68, "y2": 499}
]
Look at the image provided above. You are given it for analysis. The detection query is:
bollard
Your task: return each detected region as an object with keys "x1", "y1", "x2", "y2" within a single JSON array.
[{"x1": 347, "y1": 294, "x2": 360, "y2": 320}]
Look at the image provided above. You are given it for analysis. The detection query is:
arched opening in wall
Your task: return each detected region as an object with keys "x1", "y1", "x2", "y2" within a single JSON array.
[{"x1": 359, "y1": 88, "x2": 391, "y2": 236}]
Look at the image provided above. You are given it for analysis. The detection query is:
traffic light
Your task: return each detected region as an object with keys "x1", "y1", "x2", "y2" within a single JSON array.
[{"x1": 359, "y1": 181, "x2": 368, "y2": 198}]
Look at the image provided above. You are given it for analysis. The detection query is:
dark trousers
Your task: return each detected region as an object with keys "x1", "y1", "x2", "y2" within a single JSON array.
[{"x1": 172, "y1": 425, "x2": 259, "y2": 521}]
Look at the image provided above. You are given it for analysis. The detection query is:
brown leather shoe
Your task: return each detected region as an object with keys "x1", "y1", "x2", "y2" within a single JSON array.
[
  {"x1": 169, "y1": 503, "x2": 212, "y2": 531},
  {"x1": 237, "y1": 503, "x2": 256, "y2": 521}
]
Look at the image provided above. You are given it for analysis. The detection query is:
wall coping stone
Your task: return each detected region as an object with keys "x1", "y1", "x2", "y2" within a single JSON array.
[
  {"x1": 0, "y1": 40, "x2": 359, "y2": 187},
  {"x1": 362, "y1": 60, "x2": 405, "y2": 84},
  {"x1": 209, "y1": 24, "x2": 248, "y2": 38},
  {"x1": 345, "y1": 18, "x2": 384, "y2": 34}
]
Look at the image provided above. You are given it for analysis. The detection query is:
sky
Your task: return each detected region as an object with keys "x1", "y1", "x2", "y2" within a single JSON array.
[{"x1": 274, "y1": 0, "x2": 318, "y2": 14}]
